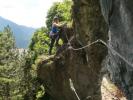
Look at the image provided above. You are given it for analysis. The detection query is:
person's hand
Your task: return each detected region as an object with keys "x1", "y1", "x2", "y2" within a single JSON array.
[
  {"x1": 59, "y1": 22, "x2": 67, "y2": 28},
  {"x1": 62, "y1": 22, "x2": 67, "y2": 27}
]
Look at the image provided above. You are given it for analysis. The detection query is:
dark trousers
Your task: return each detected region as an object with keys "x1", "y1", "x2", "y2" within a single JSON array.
[{"x1": 49, "y1": 34, "x2": 59, "y2": 55}]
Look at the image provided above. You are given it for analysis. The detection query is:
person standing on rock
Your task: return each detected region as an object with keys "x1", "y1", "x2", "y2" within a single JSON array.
[{"x1": 49, "y1": 16, "x2": 61, "y2": 55}]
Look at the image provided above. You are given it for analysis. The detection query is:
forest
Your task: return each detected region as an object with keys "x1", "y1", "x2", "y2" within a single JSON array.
[{"x1": 0, "y1": 0, "x2": 133, "y2": 100}]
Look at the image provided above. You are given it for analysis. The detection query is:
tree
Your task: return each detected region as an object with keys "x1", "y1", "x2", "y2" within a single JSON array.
[
  {"x1": 0, "y1": 26, "x2": 34, "y2": 99},
  {"x1": 0, "y1": 26, "x2": 20, "y2": 99},
  {"x1": 29, "y1": 27, "x2": 50, "y2": 56}
]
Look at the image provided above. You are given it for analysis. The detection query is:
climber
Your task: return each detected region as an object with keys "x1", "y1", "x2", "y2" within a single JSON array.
[{"x1": 48, "y1": 16, "x2": 62, "y2": 55}]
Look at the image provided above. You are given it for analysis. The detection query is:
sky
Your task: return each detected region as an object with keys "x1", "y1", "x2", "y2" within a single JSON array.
[{"x1": 0, "y1": 0, "x2": 62, "y2": 28}]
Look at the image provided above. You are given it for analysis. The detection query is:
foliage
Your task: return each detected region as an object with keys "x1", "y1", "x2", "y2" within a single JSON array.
[
  {"x1": 0, "y1": 26, "x2": 21, "y2": 99},
  {"x1": 19, "y1": 51, "x2": 41, "y2": 100},
  {"x1": 0, "y1": 26, "x2": 40, "y2": 100},
  {"x1": 29, "y1": 27, "x2": 50, "y2": 56},
  {"x1": 46, "y1": 0, "x2": 72, "y2": 30}
]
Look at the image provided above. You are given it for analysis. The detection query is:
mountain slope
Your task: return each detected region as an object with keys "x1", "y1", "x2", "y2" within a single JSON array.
[{"x1": 0, "y1": 16, "x2": 35, "y2": 48}]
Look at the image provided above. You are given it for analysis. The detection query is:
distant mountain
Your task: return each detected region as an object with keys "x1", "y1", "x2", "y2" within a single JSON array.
[{"x1": 0, "y1": 16, "x2": 36, "y2": 48}]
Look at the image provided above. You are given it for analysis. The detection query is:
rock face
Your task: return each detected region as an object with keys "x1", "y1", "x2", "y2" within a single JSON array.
[
  {"x1": 100, "y1": 0, "x2": 133, "y2": 99},
  {"x1": 37, "y1": 0, "x2": 108, "y2": 100}
]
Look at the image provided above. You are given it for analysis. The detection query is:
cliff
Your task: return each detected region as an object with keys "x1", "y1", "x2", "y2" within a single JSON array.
[
  {"x1": 101, "y1": 0, "x2": 133, "y2": 99},
  {"x1": 36, "y1": 0, "x2": 133, "y2": 100},
  {"x1": 37, "y1": 0, "x2": 108, "y2": 100}
]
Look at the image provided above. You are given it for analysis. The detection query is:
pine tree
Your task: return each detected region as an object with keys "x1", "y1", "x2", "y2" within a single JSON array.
[{"x1": 0, "y1": 26, "x2": 21, "y2": 99}]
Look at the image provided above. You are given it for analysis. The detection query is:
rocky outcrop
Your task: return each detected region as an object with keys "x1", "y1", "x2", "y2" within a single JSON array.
[
  {"x1": 100, "y1": 0, "x2": 133, "y2": 99},
  {"x1": 37, "y1": 0, "x2": 108, "y2": 100},
  {"x1": 37, "y1": 0, "x2": 133, "y2": 100}
]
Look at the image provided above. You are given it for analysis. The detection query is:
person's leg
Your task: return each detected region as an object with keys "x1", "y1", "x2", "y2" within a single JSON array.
[
  {"x1": 49, "y1": 37, "x2": 55, "y2": 55},
  {"x1": 55, "y1": 33, "x2": 60, "y2": 46}
]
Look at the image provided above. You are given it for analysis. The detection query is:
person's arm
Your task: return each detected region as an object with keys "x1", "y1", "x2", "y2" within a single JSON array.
[
  {"x1": 53, "y1": 23, "x2": 61, "y2": 27},
  {"x1": 53, "y1": 22, "x2": 67, "y2": 28}
]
